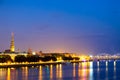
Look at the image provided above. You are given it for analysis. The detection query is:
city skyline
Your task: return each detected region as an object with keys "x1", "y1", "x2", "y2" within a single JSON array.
[{"x1": 0, "y1": 0, "x2": 120, "y2": 54}]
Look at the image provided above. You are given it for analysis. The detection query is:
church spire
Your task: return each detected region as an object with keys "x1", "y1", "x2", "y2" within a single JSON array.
[{"x1": 10, "y1": 32, "x2": 15, "y2": 52}]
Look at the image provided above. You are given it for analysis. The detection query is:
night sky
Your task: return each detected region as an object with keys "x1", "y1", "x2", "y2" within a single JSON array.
[{"x1": 0, "y1": 0, "x2": 120, "y2": 54}]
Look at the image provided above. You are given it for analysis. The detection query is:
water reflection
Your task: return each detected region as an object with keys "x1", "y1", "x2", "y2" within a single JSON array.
[
  {"x1": 50, "y1": 65, "x2": 53, "y2": 79},
  {"x1": 89, "y1": 62, "x2": 93, "y2": 80},
  {"x1": 7, "y1": 68, "x2": 11, "y2": 80},
  {"x1": 78, "y1": 63, "x2": 82, "y2": 77},
  {"x1": 106, "y1": 61, "x2": 108, "y2": 71},
  {"x1": 39, "y1": 66, "x2": 42, "y2": 80},
  {"x1": 106, "y1": 61, "x2": 108, "y2": 80},
  {"x1": 81, "y1": 62, "x2": 89, "y2": 79},
  {"x1": 114, "y1": 61, "x2": 116, "y2": 80},
  {"x1": 73, "y1": 63, "x2": 76, "y2": 77},
  {"x1": 0, "y1": 68, "x2": 6, "y2": 80},
  {"x1": 78, "y1": 62, "x2": 93, "y2": 80},
  {"x1": 56, "y1": 64, "x2": 59, "y2": 78},
  {"x1": 56, "y1": 64, "x2": 63, "y2": 80},
  {"x1": 22, "y1": 67, "x2": 28, "y2": 80},
  {"x1": 59, "y1": 64, "x2": 62, "y2": 79},
  {"x1": 97, "y1": 61, "x2": 99, "y2": 71},
  {"x1": 97, "y1": 61, "x2": 100, "y2": 79},
  {"x1": 0, "y1": 61, "x2": 119, "y2": 80}
]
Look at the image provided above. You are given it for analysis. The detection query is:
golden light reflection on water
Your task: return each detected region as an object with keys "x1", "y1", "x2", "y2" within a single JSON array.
[
  {"x1": 78, "y1": 63, "x2": 81, "y2": 77},
  {"x1": 7, "y1": 68, "x2": 11, "y2": 80},
  {"x1": 0, "y1": 68, "x2": 6, "y2": 80},
  {"x1": 82, "y1": 62, "x2": 89, "y2": 78},
  {"x1": 56, "y1": 64, "x2": 63, "y2": 80},
  {"x1": 73, "y1": 63, "x2": 76, "y2": 77},
  {"x1": 22, "y1": 67, "x2": 28, "y2": 80},
  {"x1": 50, "y1": 65, "x2": 53, "y2": 79},
  {"x1": 59, "y1": 64, "x2": 62, "y2": 78},
  {"x1": 39, "y1": 66, "x2": 43, "y2": 80},
  {"x1": 56, "y1": 64, "x2": 59, "y2": 78},
  {"x1": 78, "y1": 62, "x2": 93, "y2": 80}
]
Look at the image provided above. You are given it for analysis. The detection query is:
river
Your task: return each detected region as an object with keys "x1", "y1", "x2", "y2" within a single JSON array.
[{"x1": 0, "y1": 60, "x2": 120, "y2": 80}]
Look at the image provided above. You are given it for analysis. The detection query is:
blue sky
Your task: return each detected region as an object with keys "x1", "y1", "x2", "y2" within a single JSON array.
[{"x1": 0, "y1": 0, "x2": 120, "y2": 54}]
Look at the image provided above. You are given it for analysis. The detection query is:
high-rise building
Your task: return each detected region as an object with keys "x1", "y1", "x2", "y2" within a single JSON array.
[{"x1": 10, "y1": 32, "x2": 15, "y2": 52}]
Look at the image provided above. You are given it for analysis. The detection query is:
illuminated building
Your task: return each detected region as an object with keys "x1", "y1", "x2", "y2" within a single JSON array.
[{"x1": 10, "y1": 32, "x2": 15, "y2": 52}]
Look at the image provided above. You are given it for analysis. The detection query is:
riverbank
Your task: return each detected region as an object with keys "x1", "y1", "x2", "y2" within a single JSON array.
[
  {"x1": 0, "y1": 61, "x2": 66, "y2": 68},
  {"x1": 0, "y1": 60, "x2": 92, "y2": 68}
]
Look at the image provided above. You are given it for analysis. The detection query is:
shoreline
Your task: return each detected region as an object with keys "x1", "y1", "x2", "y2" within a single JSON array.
[
  {"x1": 0, "y1": 60, "x2": 119, "y2": 68},
  {"x1": 0, "y1": 60, "x2": 91, "y2": 68},
  {"x1": 0, "y1": 61, "x2": 65, "y2": 68}
]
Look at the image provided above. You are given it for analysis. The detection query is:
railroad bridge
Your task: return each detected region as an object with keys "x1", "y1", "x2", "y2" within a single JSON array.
[{"x1": 92, "y1": 54, "x2": 120, "y2": 61}]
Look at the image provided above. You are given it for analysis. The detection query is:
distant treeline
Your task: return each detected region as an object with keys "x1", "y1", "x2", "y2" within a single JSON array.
[
  {"x1": 0, "y1": 55, "x2": 13, "y2": 63},
  {"x1": 0, "y1": 55, "x2": 80, "y2": 63}
]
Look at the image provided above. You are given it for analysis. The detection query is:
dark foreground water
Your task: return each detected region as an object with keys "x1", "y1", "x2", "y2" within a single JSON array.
[{"x1": 0, "y1": 61, "x2": 120, "y2": 80}]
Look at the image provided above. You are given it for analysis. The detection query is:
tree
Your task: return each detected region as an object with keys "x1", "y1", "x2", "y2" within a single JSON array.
[
  {"x1": 51, "y1": 56, "x2": 57, "y2": 61},
  {"x1": 26, "y1": 55, "x2": 39, "y2": 62},
  {"x1": 14, "y1": 55, "x2": 26, "y2": 62},
  {"x1": 0, "y1": 55, "x2": 13, "y2": 63},
  {"x1": 62, "y1": 56, "x2": 73, "y2": 61}
]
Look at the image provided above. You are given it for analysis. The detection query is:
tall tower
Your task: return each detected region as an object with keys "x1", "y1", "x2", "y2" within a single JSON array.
[{"x1": 10, "y1": 32, "x2": 15, "y2": 52}]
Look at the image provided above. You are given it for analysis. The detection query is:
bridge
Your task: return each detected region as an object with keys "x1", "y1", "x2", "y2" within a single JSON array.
[{"x1": 91, "y1": 54, "x2": 120, "y2": 61}]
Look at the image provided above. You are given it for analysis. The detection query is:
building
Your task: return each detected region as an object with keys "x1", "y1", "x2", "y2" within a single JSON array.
[{"x1": 10, "y1": 32, "x2": 15, "y2": 52}]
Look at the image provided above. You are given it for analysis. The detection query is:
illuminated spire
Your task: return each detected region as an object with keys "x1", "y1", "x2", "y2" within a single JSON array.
[{"x1": 10, "y1": 32, "x2": 15, "y2": 52}]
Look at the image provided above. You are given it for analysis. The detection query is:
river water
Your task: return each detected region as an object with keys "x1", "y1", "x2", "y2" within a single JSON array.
[{"x1": 0, "y1": 60, "x2": 120, "y2": 80}]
